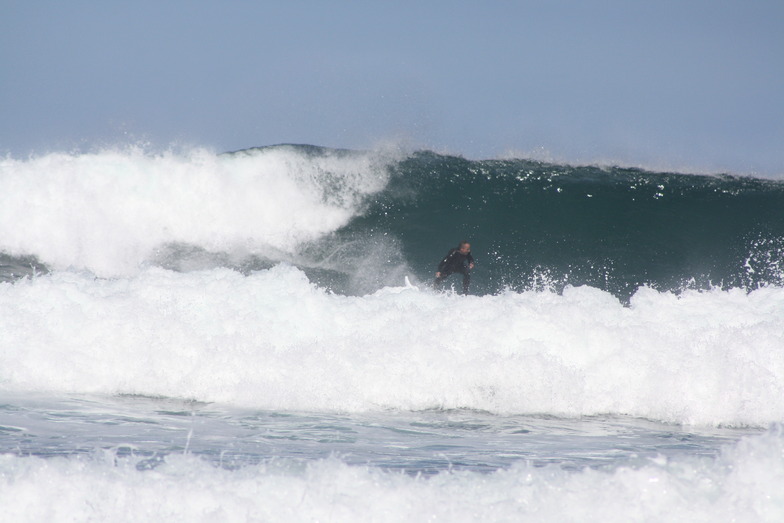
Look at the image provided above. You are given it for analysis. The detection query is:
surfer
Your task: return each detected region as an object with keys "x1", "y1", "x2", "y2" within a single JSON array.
[{"x1": 434, "y1": 241, "x2": 475, "y2": 294}]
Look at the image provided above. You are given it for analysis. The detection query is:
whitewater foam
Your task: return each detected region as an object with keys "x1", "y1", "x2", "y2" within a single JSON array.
[
  {"x1": 0, "y1": 146, "x2": 391, "y2": 277},
  {"x1": 1, "y1": 427, "x2": 783, "y2": 522},
  {"x1": 1, "y1": 264, "x2": 782, "y2": 426}
]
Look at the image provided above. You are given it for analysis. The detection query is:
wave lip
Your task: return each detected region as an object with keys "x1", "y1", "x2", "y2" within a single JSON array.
[{"x1": 0, "y1": 145, "x2": 393, "y2": 277}]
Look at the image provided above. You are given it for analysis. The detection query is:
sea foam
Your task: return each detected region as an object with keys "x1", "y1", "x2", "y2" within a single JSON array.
[
  {"x1": 0, "y1": 146, "x2": 390, "y2": 276},
  {"x1": 1, "y1": 427, "x2": 783, "y2": 522},
  {"x1": 1, "y1": 264, "x2": 782, "y2": 426}
]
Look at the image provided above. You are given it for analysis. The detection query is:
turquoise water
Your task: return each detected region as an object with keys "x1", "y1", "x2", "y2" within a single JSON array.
[{"x1": 332, "y1": 149, "x2": 784, "y2": 297}]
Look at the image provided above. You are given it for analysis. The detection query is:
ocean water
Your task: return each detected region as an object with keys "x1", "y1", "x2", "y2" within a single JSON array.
[{"x1": 1, "y1": 144, "x2": 783, "y2": 521}]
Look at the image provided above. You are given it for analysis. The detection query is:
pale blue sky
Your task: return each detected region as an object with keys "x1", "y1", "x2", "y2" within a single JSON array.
[{"x1": 2, "y1": 1, "x2": 782, "y2": 175}]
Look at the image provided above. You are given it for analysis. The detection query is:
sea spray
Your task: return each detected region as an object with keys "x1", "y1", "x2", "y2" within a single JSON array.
[{"x1": 0, "y1": 145, "x2": 394, "y2": 277}]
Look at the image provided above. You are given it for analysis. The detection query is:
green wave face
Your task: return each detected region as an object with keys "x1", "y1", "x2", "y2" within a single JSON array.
[{"x1": 335, "y1": 151, "x2": 784, "y2": 298}]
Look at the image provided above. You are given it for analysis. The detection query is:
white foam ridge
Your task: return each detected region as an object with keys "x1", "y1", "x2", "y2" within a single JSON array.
[
  {"x1": 1, "y1": 427, "x2": 783, "y2": 521},
  {"x1": 1, "y1": 265, "x2": 782, "y2": 427},
  {"x1": 0, "y1": 146, "x2": 391, "y2": 276}
]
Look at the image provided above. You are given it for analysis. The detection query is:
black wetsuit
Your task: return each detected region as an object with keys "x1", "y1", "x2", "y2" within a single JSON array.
[{"x1": 434, "y1": 248, "x2": 474, "y2": 294}]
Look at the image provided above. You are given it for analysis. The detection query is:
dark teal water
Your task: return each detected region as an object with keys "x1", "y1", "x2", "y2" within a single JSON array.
[{"x1": 336, "y1": 151, "x2": 784, "y2": 299}]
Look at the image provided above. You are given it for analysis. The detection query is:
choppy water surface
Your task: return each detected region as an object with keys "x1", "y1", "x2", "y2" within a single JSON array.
[{"x1": 0, "y1": 393, "x2": 760, "y2": 475}]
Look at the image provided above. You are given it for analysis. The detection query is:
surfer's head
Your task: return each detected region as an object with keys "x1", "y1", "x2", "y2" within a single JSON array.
[{"x1": 458, "y1": 241, "x2": 471, "y2": 254}]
